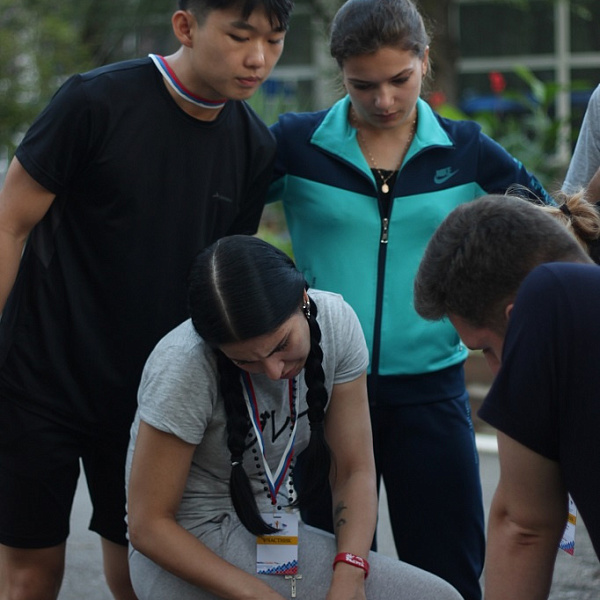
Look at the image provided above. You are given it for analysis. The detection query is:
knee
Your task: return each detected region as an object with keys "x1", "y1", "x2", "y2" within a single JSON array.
[{"x1": 0, "y1": 564, "x2": 63, "y2": 600}]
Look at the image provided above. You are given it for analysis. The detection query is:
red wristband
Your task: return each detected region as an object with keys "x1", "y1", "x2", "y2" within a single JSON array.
[{"x1": 333, "y1": 552, "x2": 370, "y2": 578}]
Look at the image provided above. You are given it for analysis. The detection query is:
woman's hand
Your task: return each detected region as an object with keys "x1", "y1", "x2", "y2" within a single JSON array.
[
  {"x1": 326, "y1": 562, "x2": 367, "y2": 600},
  {"x1": 250, "y1": 588, "x2": 288, "y2": 600}
]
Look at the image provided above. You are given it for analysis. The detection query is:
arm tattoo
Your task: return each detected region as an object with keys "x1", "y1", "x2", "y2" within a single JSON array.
[{"x1": 334, "y1": 501, "x2": 348, "y2": 531}]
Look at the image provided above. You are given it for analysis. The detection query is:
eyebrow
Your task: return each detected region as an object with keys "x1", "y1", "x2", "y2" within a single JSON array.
[
  {"x1": 346, "y1": 67, "x2": 414, "y2": 85},
  {"x1": 229, "y1": 19, "x2": 286, "y2": 33}
]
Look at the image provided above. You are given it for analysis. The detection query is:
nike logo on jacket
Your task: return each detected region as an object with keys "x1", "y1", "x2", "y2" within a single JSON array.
[{"x1": 434, "y1": 167, "x2": 459, "y2": 184}]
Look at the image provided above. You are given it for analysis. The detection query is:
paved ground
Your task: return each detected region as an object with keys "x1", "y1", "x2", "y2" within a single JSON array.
[{"x1": 58, "y1": 435, "x2": 599, "y2": 599}]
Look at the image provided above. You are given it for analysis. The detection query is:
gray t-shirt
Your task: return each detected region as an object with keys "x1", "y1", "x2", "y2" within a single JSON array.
[
  {"x1": 126, "y1": 289, "x2": 368, "y2": 531},
  {"x1": 564, "y1": 84, "x2": 600, "y2": 192}
]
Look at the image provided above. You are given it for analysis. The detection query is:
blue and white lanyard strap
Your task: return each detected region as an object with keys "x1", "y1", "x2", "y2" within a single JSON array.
[{"x1": 241, "y1": 373, "x2": 298, "y2": 505}]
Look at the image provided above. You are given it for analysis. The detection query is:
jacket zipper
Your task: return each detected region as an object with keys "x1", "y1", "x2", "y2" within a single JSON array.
[
  {"x1": 369, "y1": 188, "x2": 394, "y2": 404},
  {"x1": 380, "y1": 217, "x2": 389, "y2": 244}
]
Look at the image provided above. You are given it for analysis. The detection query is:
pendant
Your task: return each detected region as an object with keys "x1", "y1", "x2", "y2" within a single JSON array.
[
  {"x1": 381, "y1": 183, "x2": 389, "y2": 194},
  {"x1": 285, "y1": 574, "x2": 303, "y2": 598}
]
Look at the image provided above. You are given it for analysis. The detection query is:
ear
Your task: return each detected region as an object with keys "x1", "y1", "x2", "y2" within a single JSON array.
[
  {"x1": 172, "y1": 10, "x2": 196, "y2": 48},
  {"x1": 422, "y1": 46, "x2": 430, "y2": 77},
  {"x1": 504, "y1": 302, "x2": 514, "y2": 321}
]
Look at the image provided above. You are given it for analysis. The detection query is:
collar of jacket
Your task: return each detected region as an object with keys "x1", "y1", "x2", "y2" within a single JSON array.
[{"x1": 310, "y1": 95, "x2": 454, "y2": 175}]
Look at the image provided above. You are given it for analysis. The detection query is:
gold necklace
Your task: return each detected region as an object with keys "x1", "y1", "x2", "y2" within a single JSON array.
[{"x1": 351, "y1": 108, "x2": 417, "y2": 194}]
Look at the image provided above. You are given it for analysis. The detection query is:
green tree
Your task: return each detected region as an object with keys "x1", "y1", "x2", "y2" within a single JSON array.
[
  {"x1": 0, "y1": 0, "x2": 92, "y2": 154},
  {"x1": 0, "y1": 0, "x2": 173, "y2": 158}
]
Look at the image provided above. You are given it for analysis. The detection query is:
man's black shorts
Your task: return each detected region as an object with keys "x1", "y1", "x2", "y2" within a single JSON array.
[{"x1": 0, "y1": 397, "x2": 130, "y2": 548}]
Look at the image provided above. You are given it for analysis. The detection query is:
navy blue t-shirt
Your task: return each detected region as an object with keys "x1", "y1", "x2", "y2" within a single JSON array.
[{"x1": 479, "y1": 262, "x2": 600, "y2": 558}]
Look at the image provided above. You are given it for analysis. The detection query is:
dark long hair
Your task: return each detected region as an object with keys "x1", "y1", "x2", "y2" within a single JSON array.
[{"x1": 188, "y1": 235, "x2": 330, "y2": 535}]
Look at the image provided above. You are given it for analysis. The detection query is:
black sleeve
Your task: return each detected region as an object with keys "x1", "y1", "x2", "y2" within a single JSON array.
[{"x1": 15, "y1": 74, "x2": 97, "y2": 194}]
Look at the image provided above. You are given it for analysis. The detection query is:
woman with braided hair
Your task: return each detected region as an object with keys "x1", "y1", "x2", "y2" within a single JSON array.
[
  {"x1": 538, "y1": 189, "x2": 600, "y2": 264},
  {"x1": 124, "y1": 235, "x2": 461, "y2": 600}
]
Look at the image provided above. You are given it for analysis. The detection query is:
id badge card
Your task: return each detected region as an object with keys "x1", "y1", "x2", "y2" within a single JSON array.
[
  {"x1": 257, "y1": 511, "x2": 299, "y2": 575},
  {"x1": 559, "y1": 495, "x2": 577, "y2": 555}
]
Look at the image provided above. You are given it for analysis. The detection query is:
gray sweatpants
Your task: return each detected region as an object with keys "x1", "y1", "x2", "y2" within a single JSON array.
[{"x1": 129, "y1": 515, "x2": 462, "y2": 599}]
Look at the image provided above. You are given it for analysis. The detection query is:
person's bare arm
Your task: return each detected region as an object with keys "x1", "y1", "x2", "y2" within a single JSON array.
[
  {"x1": 324, "y1": 372, "x2": 377, "y2": 600},
  {"x1": 0, "y1": 157, "x2": 55, "y2": 311},
  {"x1": 127, "y1": 421, "x2": 286, "y2": 600},
  {"x1": 585, "y1": 165, "x2": 600, "y2": 203},
  {"x1": 484, "y1": 432, "x2": 568, "y2": 600}
]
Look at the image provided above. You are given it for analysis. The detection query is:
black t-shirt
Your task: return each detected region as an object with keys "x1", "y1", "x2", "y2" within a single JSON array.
[
  {"x1": 0, "y1": 57, "x2": 275, "y2": 431},
  {"x1": 479, "y1": 262, "x2": 600, "y2": 558}
]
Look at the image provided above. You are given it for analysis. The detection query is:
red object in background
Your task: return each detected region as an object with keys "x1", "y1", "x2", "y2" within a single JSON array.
[
  {"x1": 488, "y1": 71, "x2": 506, "y2": 94},
  {"x1": 428, "y1": 90, "x2": 446, "y2": 108}
]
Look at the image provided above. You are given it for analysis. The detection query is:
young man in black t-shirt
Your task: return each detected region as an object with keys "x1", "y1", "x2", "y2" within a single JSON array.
[
  {"x1": 0, "y1": 1, "x2": 293, "y2": 598},
  {"x1": 413, "y1": 194, "x2": 600, "y2": 599}
]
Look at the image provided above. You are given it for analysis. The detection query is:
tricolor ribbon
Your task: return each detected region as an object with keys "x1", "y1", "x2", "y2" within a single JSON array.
[
  {"x1": 149, "y1": 54, "x2": 227, "y2": 109},
  {"x1": 241, "y1": 373, "x2": 298, "y2": 505}
]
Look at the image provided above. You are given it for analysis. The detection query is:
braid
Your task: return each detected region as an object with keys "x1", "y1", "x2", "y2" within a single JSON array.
[
  {"x1": 216, "y1": 351, "x2": 277, "y2": 535},
  {"x1": 293, "y1": 297, "x2": 332, "y2": 509}
]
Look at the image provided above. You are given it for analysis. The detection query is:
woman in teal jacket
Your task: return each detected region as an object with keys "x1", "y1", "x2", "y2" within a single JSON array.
[{"x1": 267, "y1": 1, "x2": 551, "y2": 599}]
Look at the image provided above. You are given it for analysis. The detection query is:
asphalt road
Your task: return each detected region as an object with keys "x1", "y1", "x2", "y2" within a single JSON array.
[{"x1": 58, "y1": 435, "x2": 599, "y2": 599}]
